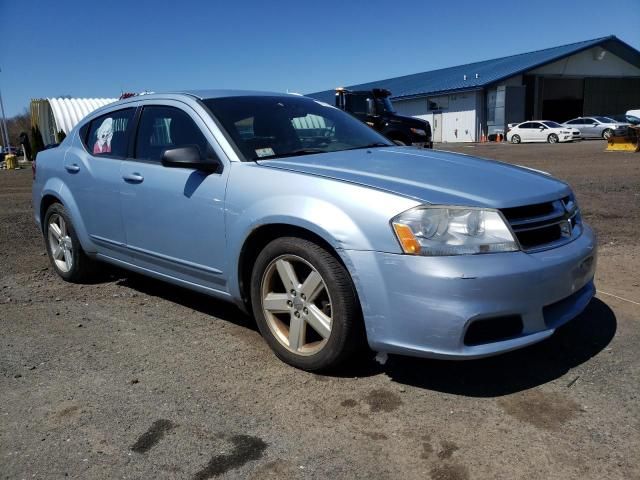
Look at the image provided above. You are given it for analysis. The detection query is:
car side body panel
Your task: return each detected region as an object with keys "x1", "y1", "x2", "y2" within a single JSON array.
[{"x1": 223, "y1": 161, "x2": 419, "y2": 303}]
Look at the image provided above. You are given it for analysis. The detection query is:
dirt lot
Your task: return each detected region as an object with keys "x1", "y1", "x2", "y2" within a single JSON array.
[{"x1": 1, "y1": 141, "x2": 639, "y2": 479}]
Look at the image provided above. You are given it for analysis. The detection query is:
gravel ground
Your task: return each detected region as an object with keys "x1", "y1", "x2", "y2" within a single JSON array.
[{"x1": 1, "y1": 141, "x2": 639, "y2": 480}]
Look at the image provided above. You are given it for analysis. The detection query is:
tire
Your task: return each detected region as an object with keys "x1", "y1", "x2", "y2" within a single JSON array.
[
  {"x1": 250, "y1": 237, "x2": 363, "y2": 371},
  {"x1": 547, "y1": 133, "x2": 559, "y2": 144},
  {"x1": 43, "y1": 203, "x2": 97, "y2": 283},
  {"x1": 511, "y1": 135, "x2": 521, "y2": 144},
  {"x1": 602, "y1": 129, "x2": 613, "y2": 140}
]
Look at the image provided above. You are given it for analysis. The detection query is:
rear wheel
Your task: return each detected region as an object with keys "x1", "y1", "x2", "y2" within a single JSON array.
[
  {"x1": 251, "y1": 237, "x2": 362, "y2": 371},
  {"x1": 44, "y1": 203, "x2": 97, "y2": 282},
  {"x1": 602, "y1": 128, "x2": 613, "y2": 140},
  {"x1": 547, "y1": 133, "x2": 559, "y2": 144},
  {"x1": 511, "y1": 134, "x2": 521, "y2": 144}
]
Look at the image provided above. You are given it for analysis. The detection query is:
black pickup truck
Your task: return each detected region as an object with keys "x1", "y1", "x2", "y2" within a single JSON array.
[{"x1": 334, "y1": 88, "x2": 432, "y2": 148}]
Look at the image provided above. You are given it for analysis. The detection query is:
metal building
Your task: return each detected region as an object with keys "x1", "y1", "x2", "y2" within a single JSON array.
[
  {"x1": 308, "y1": 35, "x2": 640, "y2": 143},
  {"x1": 30, "y1": 97, "x2": 117, "y2": 145}
]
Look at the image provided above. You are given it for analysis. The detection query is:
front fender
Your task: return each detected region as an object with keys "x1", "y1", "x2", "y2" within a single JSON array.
[
  {"x1": 225, "y1": 195, "x2": 372, "y2": 300},
  {"x1": 39, "y1": 177, "x2": 96, "y2": 253},
  {"x1": 222, "y1": 162, "x2": 419, "y2": 303}
]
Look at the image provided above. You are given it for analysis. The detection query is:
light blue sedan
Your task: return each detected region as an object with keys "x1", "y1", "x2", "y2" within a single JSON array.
[{"x1": 32, "y1": 91, "x2": 597, "y2": 371}]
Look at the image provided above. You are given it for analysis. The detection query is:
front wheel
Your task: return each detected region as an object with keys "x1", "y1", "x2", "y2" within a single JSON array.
[
  {"x1": 250, "y1": 237, "x2": 363, "y2": 371},
  {"x1": 547, "y1": 133, "x2": 559, "y2": 144},
  {"x1": 511, "y1": 134, "x2": 521, "y2": 144},
  {"x1": 602, "y1": 128, "x2": 613, "y2": 140}
]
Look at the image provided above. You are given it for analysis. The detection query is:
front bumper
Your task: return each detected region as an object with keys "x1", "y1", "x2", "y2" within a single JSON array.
[
  {"x1": 559, "y1": 133, "x2": 579, "y2": 142},
  {"x1": 343, "y1": 224, "x2": 597, "y2": 359}
]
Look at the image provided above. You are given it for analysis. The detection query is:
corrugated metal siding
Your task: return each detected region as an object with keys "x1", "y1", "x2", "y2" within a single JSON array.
[
  {"x1": 47, "y1": 98, "x2": 117, "y2": 134},
  {"x1": 31, "y1": 97, "x2": 117, "y2": 145}
]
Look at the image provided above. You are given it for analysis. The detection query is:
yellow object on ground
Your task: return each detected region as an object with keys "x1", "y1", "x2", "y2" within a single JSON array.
[
  {"x1": 606, "y1": 126, "x2": 640, "y2": 152},
  {"x1": 4, "y1": 154, "x2": 17, "y2": 169}
]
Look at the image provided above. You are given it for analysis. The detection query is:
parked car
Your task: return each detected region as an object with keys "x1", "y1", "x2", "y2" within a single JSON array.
[
  {"x1": 607, "y1": 114, "x2": 640, "y2": 125},
  {"x1": 506, "y1": 121, "x2": 580, "y2": 144},
  {"x1": 32, "y1": 90, "x2": 597, "y2": 371},
  {"x1": 606, "y1": 114, "x2": 640, "y2": 136},
  {"x1": 627, "y1": 109, "x2": 640, "y2": 118},
  {"x1": 562, "y1": 116, "x2": 629, "y2": 139}
]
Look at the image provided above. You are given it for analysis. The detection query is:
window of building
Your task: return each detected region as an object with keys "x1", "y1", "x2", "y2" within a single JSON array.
[
  {"x1": 486, "y1": 90, "x2": 497, "y2": 123},
  {"x1": 428, "y1": 96, "x2": 449, "y2": 111}
]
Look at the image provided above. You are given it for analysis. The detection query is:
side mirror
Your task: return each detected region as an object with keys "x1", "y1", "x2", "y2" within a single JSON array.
[
  {"x1": 161, "y1": 145, "x2": 220, "y2": 172},
  {"x1": 366, "y1": 98, "x2": 377, "y2": 116}
]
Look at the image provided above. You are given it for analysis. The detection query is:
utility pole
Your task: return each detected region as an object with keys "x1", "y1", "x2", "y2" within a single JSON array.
[{"x1": 0, "y1": 68, "x2": 11, "y2": 150}]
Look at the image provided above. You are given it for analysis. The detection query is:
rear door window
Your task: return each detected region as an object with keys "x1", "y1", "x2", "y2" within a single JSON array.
[
  {"x1": 134, "y1": 106, "x2": 210, "y2": 162},
  {"x1": 83, "y1": 108, "x2": 135, "y2": 158}
]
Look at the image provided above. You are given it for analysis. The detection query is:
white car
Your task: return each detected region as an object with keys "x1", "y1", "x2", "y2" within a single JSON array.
[{"x1": 507, "y1": 121, "x2": 580, "y2": 144}]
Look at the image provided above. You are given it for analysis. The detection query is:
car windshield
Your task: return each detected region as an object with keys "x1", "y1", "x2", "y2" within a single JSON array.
[
  {"x1": 627, "y1": 115, "x2": 640, "y2": 125},
  {"x1": 543, "y1": 121, "x2": 562, "y2": 128},
  {"x1": 203, "y1": 95, "x2": 393, "y2": 161},
  {"x1": 593, "y1": 116, "x2": 615, "y2": 123},
  {"x1": 377, "y1": 97, "x2": 396, "y2": 113}
]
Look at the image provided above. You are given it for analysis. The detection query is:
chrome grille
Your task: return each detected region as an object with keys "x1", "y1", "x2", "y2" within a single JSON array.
[{"x1": 501, "y1": 196, "x2": 582, "y2": 252}]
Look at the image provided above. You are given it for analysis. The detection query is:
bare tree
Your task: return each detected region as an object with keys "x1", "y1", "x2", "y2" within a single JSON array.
[{"x1": 6, "y1": 109, "x2": 31, "y2": 147}]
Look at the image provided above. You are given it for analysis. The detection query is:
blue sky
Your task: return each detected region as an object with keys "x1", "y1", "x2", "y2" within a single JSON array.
[{"x1": 1, "y1": 0, "x2": 639, "y2": 117}]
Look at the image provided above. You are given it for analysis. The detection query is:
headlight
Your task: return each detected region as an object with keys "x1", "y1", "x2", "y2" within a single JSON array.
[
  {"x1": 410, "y1": 127, "x2": 427, "y2": 136},
  {"x1": 391, "y1": 206, "x2": 519, "y2": 256}
]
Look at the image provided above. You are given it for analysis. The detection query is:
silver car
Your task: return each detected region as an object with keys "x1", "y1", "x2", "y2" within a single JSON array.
[{"x1": 562, "y1": 116, "x2": 629, "y2": 139}]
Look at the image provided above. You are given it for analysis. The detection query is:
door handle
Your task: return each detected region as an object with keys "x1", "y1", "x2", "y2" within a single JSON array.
[
  {"x1": 64, "y1": 164, "x2": 80, "y2": 173},
  {"x1": 122, "y1": 173, "x2": 144, "y2": 183}
]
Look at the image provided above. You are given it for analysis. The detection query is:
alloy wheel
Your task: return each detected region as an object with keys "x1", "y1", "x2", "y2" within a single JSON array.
[
  {"x1": 48, "y1": 214, "x2": 73, "y2": 272},
  {"x1": 260, "y1": 254, "x2": 333, "y2": 356}
]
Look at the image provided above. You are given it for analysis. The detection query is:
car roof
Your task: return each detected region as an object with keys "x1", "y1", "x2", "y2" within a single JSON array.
[
  {"x1": 174, "y1": 89, "x2": 300, "y2": 100},
  {"x1": 80, "y1": 89, "x2": 308, "y2": 124}
]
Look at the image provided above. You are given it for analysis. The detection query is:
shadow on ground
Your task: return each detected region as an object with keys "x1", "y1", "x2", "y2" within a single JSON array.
[
  {"x1": 109, "y1": 269, "x2": 616, "y2": 397},
  {"x1": 112, "y1": 270, "x2": 256, "y2": 332}
]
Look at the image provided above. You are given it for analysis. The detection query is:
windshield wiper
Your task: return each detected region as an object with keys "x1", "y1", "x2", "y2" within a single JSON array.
[
  {"x1": 255, "y1": 148, "x2": 326, "y2": 160},
  {"x1": 344, "y1": 142, "x2": 391, "y2": 151}
]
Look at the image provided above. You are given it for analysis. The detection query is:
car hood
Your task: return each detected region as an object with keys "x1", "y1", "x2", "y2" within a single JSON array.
[
  {"x1": 257, "y1": 147, "x2": 570, "y2": 208},
  {"x1": 388, "y1": 113, "x2": 428, "y2": 128}
]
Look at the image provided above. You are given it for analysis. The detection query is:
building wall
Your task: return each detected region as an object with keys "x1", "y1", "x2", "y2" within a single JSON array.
[
  {"x1": 393, "y1": 92, "x2": 479, "y2": 143},
  {"x1": 529, "y1": 47, "x2": 640, "y2": 76}
]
